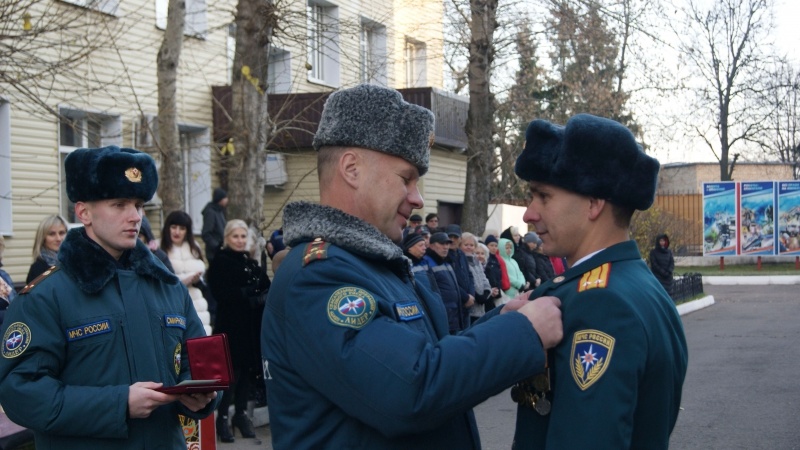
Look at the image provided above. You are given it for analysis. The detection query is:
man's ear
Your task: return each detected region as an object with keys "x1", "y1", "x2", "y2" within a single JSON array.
[
  {"x1": 587, "y1": 197, "x2": 607, "y2": 221},
  {"x1": 338, "y1": 149, "x2": 363, "y2": 189},
  {"x1": 74, "y1": 202, "x2": 92, "y2": 226}
]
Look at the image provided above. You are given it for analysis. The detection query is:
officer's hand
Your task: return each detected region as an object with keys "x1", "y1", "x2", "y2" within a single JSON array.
[
  {"x1": 500, "y1": 290, "x2": 533, "y2": 312},
  {"x1": 128, "y1": 382, "x2": 178, "y2": 419},
  {"x1": 179, "y1": 391, "x2": 218, "y2": 412},
  {"x1": 517, "y1": 296, "x2": 563, "y2": 349}
]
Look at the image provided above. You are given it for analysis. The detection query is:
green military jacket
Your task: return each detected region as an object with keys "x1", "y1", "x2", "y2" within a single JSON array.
[
  {"x1": 0, "y1": 228, "x2": 217, "y2": 449},
  {"x1": 512, "y1": 240, "x2": 688, "y2": 450}
]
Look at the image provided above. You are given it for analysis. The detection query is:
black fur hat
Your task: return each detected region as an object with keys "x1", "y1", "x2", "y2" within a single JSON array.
[
  {"x1": 313, "y1": 84, "x2": 435, "y2": 176},
  {"x1": 65, "y1": 146, "x2": 158, "y2": 203},
  {"x1": 514, "y1": 114, "x2": 659, "y2": 211}
]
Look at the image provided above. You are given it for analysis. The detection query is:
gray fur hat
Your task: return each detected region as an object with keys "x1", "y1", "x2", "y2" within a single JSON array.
[
  {"x1": 313, "y1": 84, "x2": 435, "y2": 176},
  {"x1": 514, "y1": 114, "x2": 660, "y2": 211}
]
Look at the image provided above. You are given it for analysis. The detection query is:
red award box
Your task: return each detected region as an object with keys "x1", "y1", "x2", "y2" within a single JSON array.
[{"x1": 158, "y1": 333, "x2": 233, "y2": 394}]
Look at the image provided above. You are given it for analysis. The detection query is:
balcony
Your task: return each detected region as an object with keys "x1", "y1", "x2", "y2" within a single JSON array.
[{"x1": 211, "y1": 86, "x2": 469, "y2": 151}]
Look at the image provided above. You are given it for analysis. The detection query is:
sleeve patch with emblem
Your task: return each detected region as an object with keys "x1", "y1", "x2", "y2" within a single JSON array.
[
  {"x1": 570, "y1": 329, "x2": 615, "y2": 390},
  {"x1": 327, "y1": 287, "x2": 377, "y2": 330},
  {"x1": 577, "y1": 263, "x2": 611, "y2": 292},
  {"x1": 3, "y1": 322, "x2": 32, "y2": 359}
]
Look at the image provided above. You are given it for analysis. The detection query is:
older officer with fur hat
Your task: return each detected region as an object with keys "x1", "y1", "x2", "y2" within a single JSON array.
[
  {"x1": 0, "y1": 146, "x2": 218, "y2": 449},
  {"x1": 261, "y1": 84, "x2": 563, "y2": 450},
  {"x1": 506, "y1": 114, "x2": 688, "y2": 449}
]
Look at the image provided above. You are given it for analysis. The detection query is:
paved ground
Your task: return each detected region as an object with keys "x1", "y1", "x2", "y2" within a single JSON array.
[{"x1": 221, "y1": 282, "x2": 800, "y2": 449}]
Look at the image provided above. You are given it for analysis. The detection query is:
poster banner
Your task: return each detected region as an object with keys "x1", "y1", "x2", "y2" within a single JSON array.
[
  {"x1": 703, "y1": 182, "x2": 738, "y2": 256},
  {"x1": 738, "y1": 181, "x2": 776, "y2": 255},
  {"x1": 181, "y1": 415, "x2": 216, "y2": 450},
  {"x1": 777, "y1": 181, "x2": 800, "y2": 255}
]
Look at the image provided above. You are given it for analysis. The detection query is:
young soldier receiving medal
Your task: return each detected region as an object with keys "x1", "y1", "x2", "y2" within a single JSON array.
[{"x1": 503, "y1": 114, "x2": 688, "y2": 449}]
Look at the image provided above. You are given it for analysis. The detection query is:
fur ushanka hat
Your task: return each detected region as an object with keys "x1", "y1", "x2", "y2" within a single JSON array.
[
  {"x1": 514, "y1": 114, "x2": 660, "y2": 211},
  {"x1": 65, "y1": 146, "x2": 158, "y2": 203},
  {"x1": 313, "y1": 84, "x2": 435, "y2": 176}
]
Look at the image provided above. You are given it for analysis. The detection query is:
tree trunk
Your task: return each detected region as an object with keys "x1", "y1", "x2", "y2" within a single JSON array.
[
  {"x1": 156, "y1": 0, "x2": 186, "y2": 214},
  {"x1": 227, "y1": 0, "x2": 275, "y2": 229},
  {"x1": 461, "y1": 0, "x2": 497, "y2": 237}
]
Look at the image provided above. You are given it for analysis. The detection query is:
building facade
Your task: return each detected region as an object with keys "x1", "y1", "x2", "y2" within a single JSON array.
[{"x1": 1, "y1": 0, "x2": 467, "y2": 281}]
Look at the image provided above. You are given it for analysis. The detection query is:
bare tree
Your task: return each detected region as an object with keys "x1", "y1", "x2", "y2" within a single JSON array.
[
  {"x1": 672, "y1": 0, "x2": 775, "y2": 181},
  {"x1": 225, "y1": 0, "x2": 278, "y2": 227},
  {"x1": 759, "y1": 60, "x2": 799, "y2": 178},
  {"x1": 156, "y1": 0, "x2": 187, "y2": 214},
  {"x1": 459, "y1": 0, "x2": 498, "y2": 236}
]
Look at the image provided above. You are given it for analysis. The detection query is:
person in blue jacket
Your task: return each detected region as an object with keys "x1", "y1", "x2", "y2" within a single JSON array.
[
  {"x1": 261, "y1": 84, "x2": 564, "y2": 450},
  {"x1": 422, "y1": 232, "x2": 472, "y2": 333},
  {"x1": 506, "y1": 114, "x2": 688, "y2": 449},
  {"x1": 0, "y1": 146, "x2": 218, "y2": 449}
]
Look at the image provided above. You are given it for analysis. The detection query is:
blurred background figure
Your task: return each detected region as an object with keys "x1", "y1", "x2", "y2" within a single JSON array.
[
  {"x1": 160, "y1": 210, "x2": 212, "y2": 334},
  {"x1": 460, "y1": 232, "x2": 492, "y2": 324},
  {"x1": 525, "y1": 232, "x2": 555, "y2": 285},
  {"x1": 26, "y1": 214, "x2": 68, "y2": 283},
  {"x1": 201, "y1": 187, "x2": 228, "y2": 263},
  {"x1": 475, "y1": 242, "x2": 502, "y2": 313},
  {"x1": 0, "y1": 235, "x2": 17, "y2": 327},
  {"x1": 484, "y1": 235, "x2": 511, "y2": 308},
  {"x1": 498, "y1": 237, "x2": 527, "y2": 298},
  {"x1": 138, "y1": 215, "x2": 174, "y2": 273},
  {"x1": 649, "y1": 233, "x2": 675, "y2": 296},
  {"x1": 207, "y1": 219, "x2": 271, "y2": 443}
]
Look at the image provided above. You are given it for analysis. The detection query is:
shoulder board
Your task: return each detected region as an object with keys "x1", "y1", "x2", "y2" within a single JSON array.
[
  {"x1": 19, "y1": 266, "x2": 60, "y2": 295},
  {"x1": 577, "y1": 263, "x2": 611, "y2": 293},
  {"x1": 303, "y1": 239, "x2": 330, "y2": 267}
]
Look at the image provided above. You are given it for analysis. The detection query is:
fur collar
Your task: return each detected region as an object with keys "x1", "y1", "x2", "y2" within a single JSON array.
[
  {"x1": 58, "y1": 228, "x2": 179, "y2": 294},
  {"x1": 283, "y1": 201, "x2": 404, "y2": 263}
]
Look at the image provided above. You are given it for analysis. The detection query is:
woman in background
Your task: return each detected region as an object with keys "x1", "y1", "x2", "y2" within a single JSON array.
[
  {"x1": 26, "y1": 214, "x2": 68, "y2": 283},
  {"x1": 498, "y1": 237, "x2": 527, "y2": 298},
  {"x1": 460, "y1": 232, "x2": 492, "y2": 324},
  {"x1": 207, "y1": 220, "x2": 270, "y2": 443},
  {"x1": 1, "y1": 235, "x2": 17, "y2": 327},
  {"x1": 160, "y1": 211, "x2": 212, "y2": 335},
  {"x1": 476, "y1": 242, "x2": 501, "y2": 313}
]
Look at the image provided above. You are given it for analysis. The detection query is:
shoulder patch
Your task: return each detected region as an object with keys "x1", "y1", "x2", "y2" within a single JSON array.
[
  {"x1": 19, "y1": 266, "x2": 60, "y2": 295},
  {"x1": 303, "y1": 239, "x2": 330, "y2": 267},
  {"x1": 327, "y1": 287, "x2": 377, "y2": 330},
  {"x1": 577, "y1": 263, "x2": 611, "y2": 292},
  {"x1": 570, "y1": 329, "x2": 615, "y2": 390},
  {"x1": 3, "y1": 322, "x2": 32, "y2": 359}
]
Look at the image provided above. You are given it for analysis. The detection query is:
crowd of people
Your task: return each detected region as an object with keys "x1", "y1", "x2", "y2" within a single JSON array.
[{"x1": 0, "y1": 83, "x2": 687, "y2": 450}]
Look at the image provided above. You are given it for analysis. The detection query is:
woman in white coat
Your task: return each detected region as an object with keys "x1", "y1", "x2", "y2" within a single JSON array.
[{"x1": 160, "y1": 210, "x2": 212, "y2": 335}]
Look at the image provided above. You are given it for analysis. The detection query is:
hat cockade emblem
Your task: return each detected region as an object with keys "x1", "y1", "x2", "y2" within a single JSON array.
[
  {"x1": 125, "y1": 167, "x2": 142, "y2": 183},
  {"x1": 428, "y1": 132, "x2": 435, "y2": 149}
]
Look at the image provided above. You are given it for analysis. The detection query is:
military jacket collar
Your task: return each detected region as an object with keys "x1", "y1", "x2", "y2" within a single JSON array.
[
  {"x1": 283, "y1": 201, "x2": 404, "y2": 264},
  {"x1": 58, "y1": 227, "x2": 178, "y2": 294},
  {"x1": 532, "y1": 240, "x2": 641, "y2": 296}
]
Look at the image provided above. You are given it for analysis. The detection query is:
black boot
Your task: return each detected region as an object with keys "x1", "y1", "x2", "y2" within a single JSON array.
[
  {"x1": 232, "y1": 412, "x2": 255, "y2": 438},
  {"x1": 216, "y1": 415, "x2": 234, "y2": 443}
]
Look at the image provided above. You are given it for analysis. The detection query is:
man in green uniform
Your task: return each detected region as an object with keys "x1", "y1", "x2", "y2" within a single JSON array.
[
  {"x1": 0, "y1": 146, "x2": 218, "y2": 449},
  {"x1": 509, "y1": 114, "x2": 688, "y2": 449}
]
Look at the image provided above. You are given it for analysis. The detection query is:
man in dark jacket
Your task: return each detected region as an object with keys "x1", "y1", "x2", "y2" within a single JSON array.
[
  {"x1": 517, "y1": 232, "x2": 541, "y2": 287},
  {"x1": 423, "y1": 232, "x2": 472, "y2": 333},
  {"x1": 201, "y1": 187, "x2": 228, "y2": 262},
  {"x1": 445, "y1": 224, "x2": 476, "y2": 328},
  {"x1": 526, "y1": 232, "x2": 555, "y2": 283},
  {"x1": 261, "y1": 84, "x2": 563, "y2": 450},
  {"x1": 649, "y1": 233, "x2": 675, "y2": 295}
]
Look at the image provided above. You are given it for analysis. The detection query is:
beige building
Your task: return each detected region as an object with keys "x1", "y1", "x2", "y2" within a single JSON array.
[
  {"x1": 657, "y1": 162, "x2": 796, "y2": 194},
  {"x1": 1, "y1": 0, "x2": 465, "y2": 282}
]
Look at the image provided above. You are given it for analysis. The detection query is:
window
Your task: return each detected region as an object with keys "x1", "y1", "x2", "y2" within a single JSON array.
[
  {"x1": 132, "y1": 116, "x2": 211, "y2": 234},
  {"x1": 306, "y1": 1, "x2": 340, "y2": 87},
  {"x1": 58, "y1": 108, "x2": 122, "y2": 223},
  {"x1": 155, "y1": 0, "x2": 208, "y2": 38},
  {"x1": 268, "y1": 48, "x2": 292, "y2": 94},
  {"x1": 360, "y1": 19, "x2": 387, "y2": 85},
  {"x1": 179, "y1": 126, "x2": 212, "y2": 235},
  {"x1": 405, "y1": 38, "x2": 427, "y2": 88},
  {"x1": 59, "y1": 0, "x2": 119, "y2": 15},
  {"x1": 0, "y1": 99, "x2": 11, "y2": 235}
]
